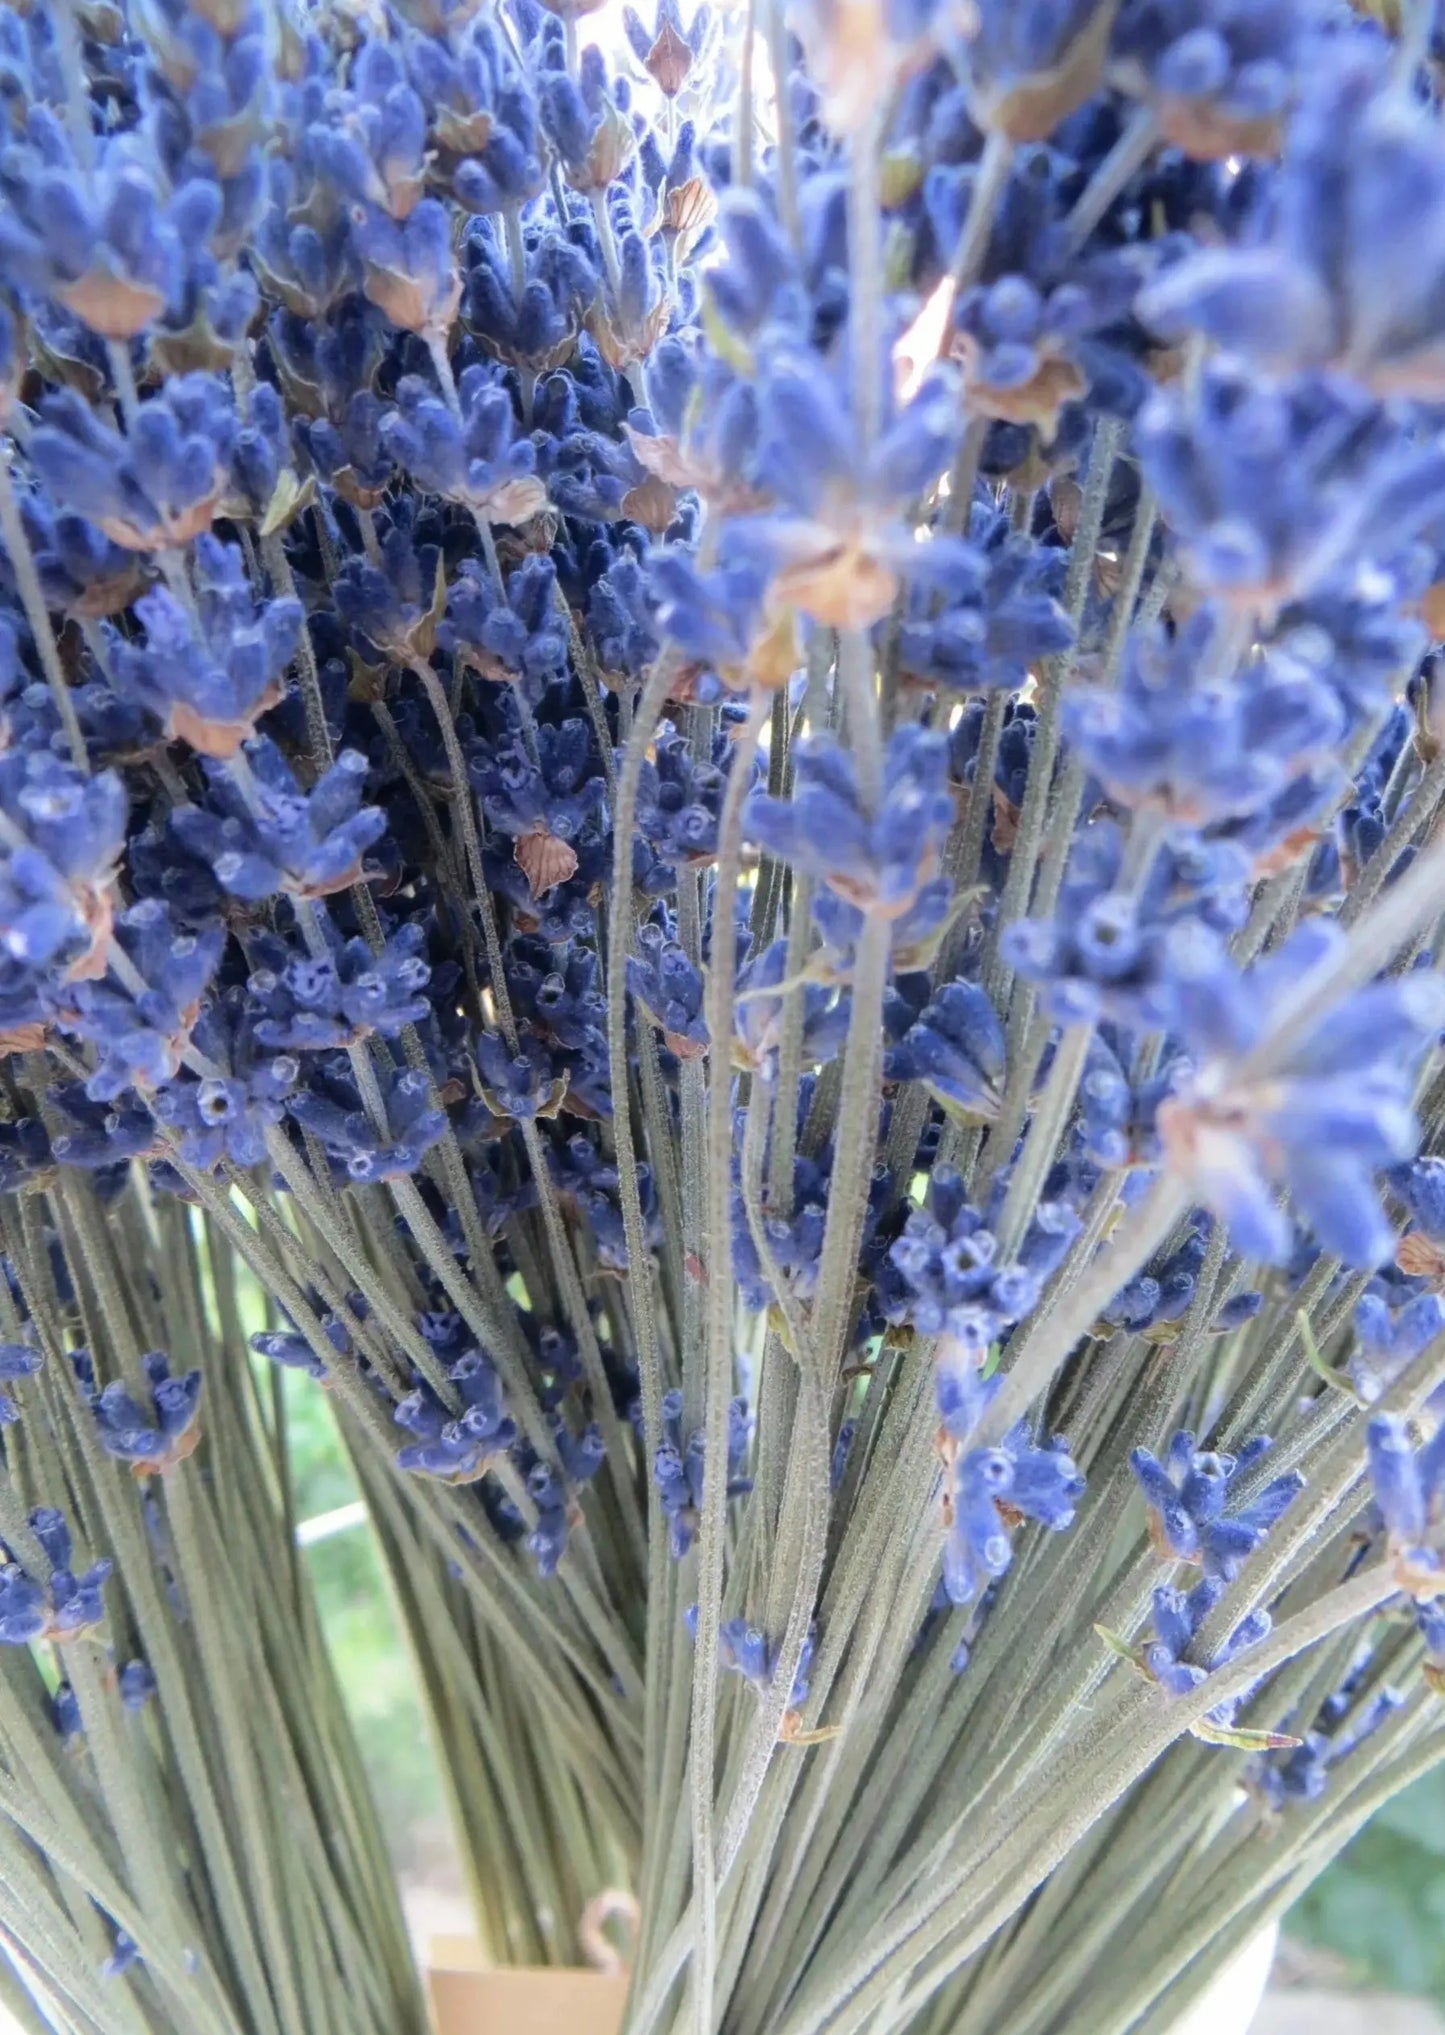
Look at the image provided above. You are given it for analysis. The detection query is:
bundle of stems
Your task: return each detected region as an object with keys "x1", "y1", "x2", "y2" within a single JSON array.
[
  {"x1": 0, "y1": 1167, "x2": 424, "y2": 2035},
  {"x1": 3, "y1": 0, "x2": 1445, "y2": 2032}
]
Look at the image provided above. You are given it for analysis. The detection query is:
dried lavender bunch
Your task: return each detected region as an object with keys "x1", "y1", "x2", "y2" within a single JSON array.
[{"x1": 3, "y1": 0, "x2": 1445, "y2": 2031}]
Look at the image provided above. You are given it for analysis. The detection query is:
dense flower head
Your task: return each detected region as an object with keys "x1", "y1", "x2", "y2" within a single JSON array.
[
  {"x1": 170, "y1": 742, "x2": 387, "y2": 902},
  {"x1": 628, "y1": 917, "x2": 707, "y2": 1057},
  {"x1": 1136, "y1": 360, "x2": 1445, "y2": 612},
  {"x1": 1066, "y1": 608, "x2": 1348, "y2": 830},
  {"x1": 1002, "y1": 819, "x2": 1246, "y2": 1029},
  {"x1": 1142, "y1": 1570, "x2": 1272, "y2": 1713},
  {"x1": 149, "y1": 991, "x2": 300, "y2": 1170},
  {"x1": 0, "y1": 752, "x2": 126, "y2": 1030},
  {"x1": 30, "y1": 376, "x2": 238, "y2": 551},
  {"x1": 0, "y1": 107, "x2": 224, "y2": 339},
  {"x1": 1129, "y1": 1430, "x2": 1303, "y2": 1580},
  {"x1": 444, "y1": 554, "x2": 570, "y2": 687},
  {"x1": 61, "y1": 899, "x2": 223, "y2": 1102},
  {"x1": 1140, "y1": 56, "x2": 1445, "y2": 392},
  {"x1": 883, "y1": 1167, "x2": 1071, "y2": 1359},
  {"x1": 1365, "y1": 1414, "x2": 1445, "y2": 1599},
  {"x1": 246, "y1": 921, "x2": 432, "y2": 1052},
  {"x1": 413, "y1": 21, "x2": 546, "y2": 215},
  {"x1": 885, "y1": 978, "x2": 1007, "y2": 1122},
  {"x1": 383, "y1": 366, "x2": 547, "y2": 524},
  {"x1": 1351, "y1": 1290, "x2": 1445, "y2": 1414},
  {"x1": 634, "y1": 719, "x2": 734, "y2": 870},
  {"x1": 893, "y1": 501, "x2": 1072, "y2": 693},
  {"x1": 1109, "y1": 0, "x2": 1314, "y2": 161},
  {"x1": 720, "y1": 363, "x2": 968, "y2": 629},
  {"x1": 744, "y1": 728, "x2": 955, "y2": 919},
  {"x1": 108, "y1": 537, "x2": 303, "y2": 757},
  {"x1": 0, "y1": 1507, "x2": 110, "y2": 1644},
  {"x1": 394, "y1": 1346, "x2": 517, "y2": 1482},
  {"x1": 1157, "y1": 920, "x2": 1445, "y2": 1266},
  {"x1": 80, "y1": 1348, "x2": 203, "y2": 1475},
  {"x1": 288, "y1": 1059, "x2": 447, "y2": 1183}
]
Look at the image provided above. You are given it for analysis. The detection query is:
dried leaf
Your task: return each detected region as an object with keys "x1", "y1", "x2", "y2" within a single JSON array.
[{"x1": 515, "y1": 829, "x2": 580, "y2": 899}]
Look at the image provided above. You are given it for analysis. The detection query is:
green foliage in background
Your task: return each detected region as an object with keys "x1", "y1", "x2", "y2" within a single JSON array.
[
  {"x1": 1291, "y1": 1768, "x2": 1445, "y2": 2000},
  {"x1": 280, "y1": 1376, "x2": 449, "y2": 1882}
]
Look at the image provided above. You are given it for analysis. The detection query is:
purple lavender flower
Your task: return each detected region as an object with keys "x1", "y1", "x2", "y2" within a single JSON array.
[
  {"x1": 883, "y1": 1168, "x2": 1078, "y2": 1357},
  {"x1": 85, "y1": 1350, "x2": 203, "y2": 1476},
  {"x1": 411, "y1": 20, "x2": 546, "y2": 215},
  {"x1": 893, "y1": 504, "x2": 1072, "y2": 693},
  {"x1": 30, "y1": 376, "x2": 237, "y2": 551},
  {"x1": 718, "y1": 1618, "x2": 818, "y2": 1724},
  {"x1": 653, "y1": 1386, "x2": 751, "y2": 1558},
  {"x1": 1142, "y1": 1572, "x2": 1272, "y2": 1715},
  {"x1": 312, "y1": 40, "x2": 429, "y2": 222},
  {"x1": 471, "y1": 718, "x2": 607, "y2": 901},
  {"x1": 0, "y1": 752, "x2": 126, "y2": 1027},
  {"x1": 476, "y1": 1032, "x2": 569, "y2": 1121},
  {"x1": 353, "y1": 197, "x2": 461, "y2": 338},
  {"x1": 627, "y1": 332, "x2": 762, "y2": 511},
  {"x1": 443, "y1": 555, "x2": 569, "y2": 687},
  {"x1": 1141, "y1": 58, "x2": 1445, "y2": 393},
  {"x1": 246, "y1": 922, "x2": 432, "y2": 1052},
  {"x1": 3, "y1": 490, "x2": 145, "y2": 622},
  {"x1": 885, "y1": 980, "x2": 1007, "y2": 1123},
  {"x1": 1130, "y1": 1431, "x2": 1303, "y2": 1581},
  {"x1": 288, "y1": 1061, "x2": 447, "y2": 1183},
  {"x1": 623, "y1": 0, "x2": 717, "y2": 102},
  {"x1": 649, "y1": 550, "x2": 785, "y2": 693},
  {"x1": 938, "y1": 1387, "x2": 1085, "y2": 1607},
  {"x1": 1136, "y1": 361, "x2": 1445, "y2": 612},
  {"x1": 744, "y1": 728, "x2": 955, "y2": 920},
  {"x1": 0, "y1": 1340, "x2": 42, "y2": 1424},
  {"x1": 0, "y1": 1508, "x2": 111, "y2": 1643},
  {"x1": 170, "y1": 743, "x2": 386, "y2": 902},
  {"x1": 118, "y1": 1659, "x2": 157, "y2": 1711},
  {"x1": 1109, "y1": 0, "x2": 1311, "y2": 159},
  {"x1": 108, "y1": 537, "x2": 302, "y2": 758},
  {"x1": 721, "y1": 362, "x2": 967, "y2": 630},
  {"x1": 150, "y1": 993, "x2": 300, "y2": 1171},
  {"x1": 0, "y1": 108, "x2": 222, "y2": 338},
  {"x1": 395, "y1": 1348, "x2": 517, "y2": 1482},
  {"x1": 1002, "y1": 821, "x2": 1245, "y2": 1030},
  {"x1": 540, "y1": 44, "x2": 636, "y2": 196},
  {"x1": 1351, "y1": 1291, "x2": 1445, "y2": 1412},
  {"x1": 1365, "y1": 1414, "x2": 1445, "y2": 1600},
  {"x1": 965, "y1": 0, "x2": 1117, "y2": 141},
  {"x1": 1066, "y1": 609, "x2": 1347, "y2": 830},
  {"x1": 628, "y1": 919, "x2": 708, "y2": 1058},
  {"x1": 383, "y1": 367, "x2": 547, "y2": 524},
  {"x1": 1158, "y1": 920, "x2": 1445, "y2": 1266},
  {"x1": 635, "y1": 720, "x2": 732, "y2": 870},
  {"x1": 297, "y1": 392, "x2": 396, "y2": 511},
  {"x1": 1077, "y1": 1030, "x2": 1186, "y2": 1171},
  {"x1": 62, "y1": 900, "x2": 224, "y2": 1103},
  {"x1": 1248, "y1": 1679, "x2": 1405, "y2": 1812}
]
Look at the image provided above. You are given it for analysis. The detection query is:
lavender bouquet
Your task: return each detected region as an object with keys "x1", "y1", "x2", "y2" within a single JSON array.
[{"x1": 2, "y1": 0, "x2": 1445, "y2": 2029}]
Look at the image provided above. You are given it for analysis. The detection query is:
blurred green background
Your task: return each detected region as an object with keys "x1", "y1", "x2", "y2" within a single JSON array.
[{"x1": 281, "y1": 1367, "x2": 1445, "y2": 2001}]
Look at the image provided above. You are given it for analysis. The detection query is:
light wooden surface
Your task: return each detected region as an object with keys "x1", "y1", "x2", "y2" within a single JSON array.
[{"x1": 426, "y1": 1947, "x2": 627, "y2": 2035}]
